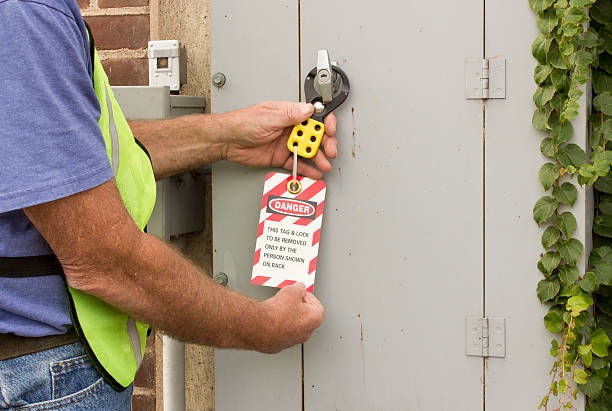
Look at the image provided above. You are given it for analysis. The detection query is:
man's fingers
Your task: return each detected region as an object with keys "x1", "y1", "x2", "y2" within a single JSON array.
[
  {"x1": 312, "y1": 149, "x2": 332, "y2": 173},
  {"x1": 323, "y1": 112, "x2": 336, "y2": 137},
  {"x1": 320, "y1": 134, "x2": 338, "y2": 160}
]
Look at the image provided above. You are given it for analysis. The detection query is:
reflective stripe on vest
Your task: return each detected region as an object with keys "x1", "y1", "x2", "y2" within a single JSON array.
[
  {"x1": 104, "y1": 85, "x2": 120, "y2": 176},
  {"x1": 103, "y1": 83, "x2": 143, "y2": 370}
]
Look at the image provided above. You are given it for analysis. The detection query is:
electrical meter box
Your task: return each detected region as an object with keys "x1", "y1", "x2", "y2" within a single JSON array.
[{"x1": 148, "y1": 40, "x2": 185, "y2": 92}]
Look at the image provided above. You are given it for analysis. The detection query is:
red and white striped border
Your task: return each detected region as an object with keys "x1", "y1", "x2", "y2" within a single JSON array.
[{"x1": 251, "y1": 172, "x2": 326, "y2": 292}]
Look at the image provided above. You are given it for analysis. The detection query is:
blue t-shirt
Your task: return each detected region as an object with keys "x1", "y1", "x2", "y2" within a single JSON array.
[{"x1": 0, "y1": 0, "x2": 113, "y2": 336}]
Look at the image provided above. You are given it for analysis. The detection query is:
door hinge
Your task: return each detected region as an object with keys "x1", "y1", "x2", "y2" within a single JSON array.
[
  {"x1": 465, "y1": 317, "x2": 506, "y2": 358},
  {"x1": 465, "y1": 58, "x2": 506, "y2": 100}
]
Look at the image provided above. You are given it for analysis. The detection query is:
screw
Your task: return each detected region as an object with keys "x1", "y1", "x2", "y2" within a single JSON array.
[
  {"x1": 214, "y1": 272, "x2": 228, "y2": 286},
  {"x1": 212, "y1": 72, "x2": 226, "y2": 88},
  {"x1": 314, "y1": 101, "x2": 325, "y2": 114}
]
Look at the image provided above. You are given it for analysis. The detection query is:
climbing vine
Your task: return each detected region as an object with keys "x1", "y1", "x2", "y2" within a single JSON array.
[{"x1": 530, "y1": 0, "x2": 612, "y2": 409}]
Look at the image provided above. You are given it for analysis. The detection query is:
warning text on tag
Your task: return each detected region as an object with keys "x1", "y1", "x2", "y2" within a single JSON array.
[{"x1": 253, "y1": 220, "x2": 316, "y2": 282}]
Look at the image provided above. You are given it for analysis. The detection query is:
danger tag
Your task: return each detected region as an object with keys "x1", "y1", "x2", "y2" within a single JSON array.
[{"x1": 251, "y1": 172, "x2": 326, "y2": 292}]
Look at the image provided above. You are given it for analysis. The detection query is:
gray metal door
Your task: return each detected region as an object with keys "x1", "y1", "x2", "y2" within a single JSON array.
[{"x1": 211, "y1": 1, "x2": 589, "y2": 410}]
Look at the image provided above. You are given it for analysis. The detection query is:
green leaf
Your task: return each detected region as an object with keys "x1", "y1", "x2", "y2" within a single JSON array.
[
  {"x1": 599, "y1": 197, "x2": 612, "y2": 215},
  {"x1": 569, "y1": 0, "x2": 595, "y2": 6},
  {"x1": 534, "y1": 84, "x2": 556, "y2": 107},
  {"x1": 565, "y1": 7, "x2": 587, "y2": 24},
  {"x1": 563, "y1": 101, "x2": 580, "y2": 121},
  {"x1": 559, "y1": 377, "x2": 569, "y2": 393},
  {"x1": 534, "y1": 196, "x2": 559, "y2": 224},
  {"x1": 591, "y1": 357, "x2": 609, "y2": 370},
  {"x1": 595, "y1": 174, "x2": 612, "y2": 194},
  {"x1": 537, "y1": 10, "x2": 559, "y2": 34},
  {"x1": 547, "y1": 42, "x2": 567, "y2": 69},
  {"x1": 591, "y1": 246, "x2": 612, "y2": 267},
  {"x1": 559, "y1": 282, "x2": 577, "y2": 297},
  {"x1": 594, "y1": 261, "x2": 612, "y2": 285},
  {"x1": 594, "y1": 92, "x2": 612, "y2": 116},
  {"x1": 534, "y1": 65, "x2": 554, "y2": 84},
  {"x1": 529, "y1": 0, "x2": 555, "y2": 13},
  {"x1": 554, "y1": 212, "x2": 577, "y2": 238},
  {"x1": 594, "y1": 159, "x2": 611, "y2": 177},
  {"x1": 550, "y1": 118, "x2": 573, "y2": 144},
  {"x1": 580, "y1": 271, "x2": 600, "y2": 293},
  {"x1": 574, "y1": 368, "x2": 588, "y2": 384},
  {"x1": 541, "y1": 251, "x2": 562, "y2": 274},
  {"x1": 550, "y1": 339, "x2": 560, "y2": 357},
  {"x1": 591, "y1": 329, "x2": 611, "y2": 357},
  {"x1": 579, "y1": 375, "x2": 604, "y2": 398},
  {"x1": 595, "y1": 216, "x2": 612, "y2": 240},
  {"x1": 540, "y1": 138, "x2": 556, "y2": 158},
  {"x1": 533, "y1": 107, "x2": 552, "y2": 130},
  {"x1": 552, "y1": 182, "x2": 578, "y2": 206},
  {"x1": 593, "y1": 72, "x2": 612, "y2": 94},
  {"x1": 550, "y1": 94, "x2": 568, "y2": 114},
  {"x1": 544, "y1": 311, "x2": 563, "y2": 333},
  {"x1": 578, "y1": 344, "x2": 593, "y2": 367},
  {"x1": 559, "y1": 37, "x2": 575, "y2": 55},
  {"x1": 538, "y1": 279, "x2": 561, "y2": 302},
  {"x1": 542, "y1": 226, "x2": 561, "y2": 248},
  {"x1": 550, "y1": 69, "x2": 569, "y2": 91},
  {"x1": 580, "y1": 163, "x2": 597, "y2": 178},
  {"x1": 599, "y1": 54, "x2": 612, "y2": 75},
  {"x1": 567, "y1": 294, "x2": 593, "y2": 314},
  {"x1": 557, "y1": 144, "x2": 585, "y2": 168},
  {"x1": 575, "y1": 50, "x2": 594, "y2": 68},
  {"x1": 559, "y1": 265, "x2": 580, "y2": 285},
  {"x1": 568, "y1": 88, "x2": 584, "y2": 101},
  {"x1": 558, "y1": 238, "x2": 583, "y2": 266},
  {"x1": 580, "y1": 28, "x2": 600, "y2": 48},
  {"x1": 539, "y1": 163, "x2": 560, "y2": 190},
  {"x1": 532, "y1": 34, "x2": 553, "y2": 65},
  {"x1": 591, "y1": 0, "x2": 612, "y2": 24}
]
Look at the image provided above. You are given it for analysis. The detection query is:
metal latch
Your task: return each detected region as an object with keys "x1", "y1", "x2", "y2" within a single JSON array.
[
  {"x1": 465, "y1": 317, "x2": 506, "y2": 358},
  {"x1": 465, "y1": 58, "x2": 506, "y2": 100}
]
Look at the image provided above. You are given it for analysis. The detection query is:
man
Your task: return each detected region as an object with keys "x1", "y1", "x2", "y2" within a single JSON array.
[{"x1": 0, "y1": 0, "x2": 336, "y2": 408}]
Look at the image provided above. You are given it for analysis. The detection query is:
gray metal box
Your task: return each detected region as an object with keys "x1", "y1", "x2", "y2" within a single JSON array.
[{"x1": 112, "y1": 86, "x2": 207, "y2": 240}]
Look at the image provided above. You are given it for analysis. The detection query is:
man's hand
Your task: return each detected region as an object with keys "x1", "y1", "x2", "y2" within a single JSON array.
[
  {"x1": 223, "y1": 101, "x2": 338, "y2": 180},
  {"x1": 257, "y1": 283, "x2": 325, "y2": 354}
]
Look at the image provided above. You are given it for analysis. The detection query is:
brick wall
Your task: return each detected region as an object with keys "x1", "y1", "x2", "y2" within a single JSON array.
[
  {"x1": 77, "y1": 5, "x2": 159, "y2": 409},
  {"x1": 79, "y1": 0, "x2": 150, "y2": 86}
]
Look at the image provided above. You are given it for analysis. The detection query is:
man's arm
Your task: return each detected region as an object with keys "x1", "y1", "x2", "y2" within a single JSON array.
[
  {"x1": 129, "y1": 113, "x2": 230, "y2": 180},
  {"x1": 24, "y1": 179, "x2": 324, "y2": 354},
  {"x1": 130, "y1": 101, "x2": 337, "y2": 180}
]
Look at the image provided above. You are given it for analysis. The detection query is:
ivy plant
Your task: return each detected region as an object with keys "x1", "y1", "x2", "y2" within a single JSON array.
[{"x1": 531, "y1": 0, "x2": 612, "y2": 409}]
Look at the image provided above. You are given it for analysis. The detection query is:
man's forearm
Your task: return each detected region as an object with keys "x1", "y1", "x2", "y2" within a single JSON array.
[
  {"x1": 129, "y1": 113, "x2": 233, "y2": 180},
  {"x1": 66, "y1": 229, "x2": 272, "y2": 350}
]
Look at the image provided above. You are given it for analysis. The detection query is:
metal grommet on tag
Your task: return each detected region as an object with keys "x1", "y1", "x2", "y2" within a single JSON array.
[{"x1": 287, "y1": 179, "x2": 302, "y2": 194}]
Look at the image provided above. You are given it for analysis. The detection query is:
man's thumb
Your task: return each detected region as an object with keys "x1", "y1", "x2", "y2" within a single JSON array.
[{"x1": 286, "y1": 102, "x2": 314, "y2": 124}]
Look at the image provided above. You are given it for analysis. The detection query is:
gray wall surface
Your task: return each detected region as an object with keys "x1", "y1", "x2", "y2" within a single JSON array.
[{"x1": 211, "y1": 1, "x2": 589, "y2": 410}]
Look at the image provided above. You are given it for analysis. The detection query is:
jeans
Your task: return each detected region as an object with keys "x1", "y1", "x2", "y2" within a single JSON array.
[{"x1": 0, "y1": 342, "x2": 132, "y2": 410}]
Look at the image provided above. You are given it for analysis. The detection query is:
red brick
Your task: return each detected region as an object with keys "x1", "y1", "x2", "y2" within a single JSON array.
[
  {"x1": 102, "y1": 58, "x2": 149, "y2": 86},
  {"x1": 85, "y1": 15, "x2": 150, "y2": 50},
  {"x1": 77, "y1": 0, "x2": 90, "y2": 8},
  {"x1": 132, "y1": 394, "x2": 155, "y2": 411},
  {"x1": 99, "y1": 0, "x2": 148, "y2": 7}
]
